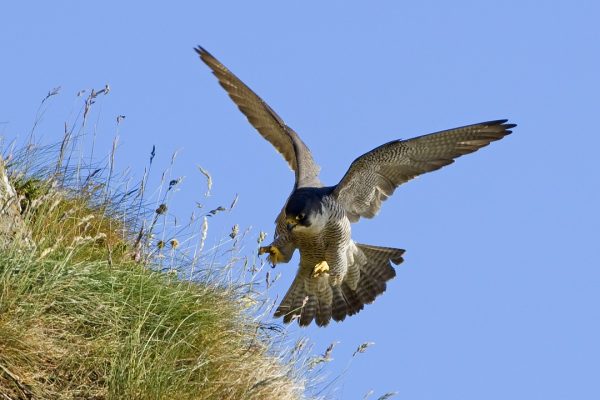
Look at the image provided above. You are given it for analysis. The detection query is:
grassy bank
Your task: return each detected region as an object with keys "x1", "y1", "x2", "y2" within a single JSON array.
[
  {"x1": 0, "y1": 90, "x2": 317, "y2": 399},
  {"x1": 0, "y1": 165, "x2": 312, "y2": 400},
  {"x1": 0, "y1": 249, "x2": 305, "y2": 399}
]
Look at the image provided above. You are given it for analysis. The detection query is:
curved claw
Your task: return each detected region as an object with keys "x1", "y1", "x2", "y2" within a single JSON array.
[{"x1": 259, "y1": 245, "x2": 284, "y2": 266}]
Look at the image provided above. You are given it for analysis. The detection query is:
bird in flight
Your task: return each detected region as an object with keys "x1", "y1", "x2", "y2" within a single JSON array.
[{"x1": 196, "y1": 46, "x2": 515, "y2": 327}]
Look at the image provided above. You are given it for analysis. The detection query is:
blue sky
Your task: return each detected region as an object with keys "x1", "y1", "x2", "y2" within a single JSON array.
[{"x1": 2, "y1": 1, "x2": 599, "y2": 399}]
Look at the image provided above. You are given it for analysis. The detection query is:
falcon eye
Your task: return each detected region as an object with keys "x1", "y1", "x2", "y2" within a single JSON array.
[{"x1": 297, "y1": 213, "x2": 305, "y2": 221}]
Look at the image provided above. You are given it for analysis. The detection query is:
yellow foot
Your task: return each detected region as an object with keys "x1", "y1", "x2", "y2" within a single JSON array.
[
  {"x1": 313, "y1": 261, "x2": 330, "y2": 278},
  {"x1": 259, "y1": 245, "x2": 284, "y2": 266}
]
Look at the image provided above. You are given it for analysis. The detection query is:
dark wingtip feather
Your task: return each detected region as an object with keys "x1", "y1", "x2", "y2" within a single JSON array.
[
  {"x1": 390, "y1": 248, "x2": 406, "y2": 265},
  {"x1": 486, "y1": 119, "x2": 517, "y2": 131},
  {"x1": 481, "y1": 119, "x2": 517, "y2": 129},
  {"x1": 194, "y1": 45, "x2": 208, "y2": 56},
  {"x1": 195, "y1": 46, "x2": 219, "y2": 66}
]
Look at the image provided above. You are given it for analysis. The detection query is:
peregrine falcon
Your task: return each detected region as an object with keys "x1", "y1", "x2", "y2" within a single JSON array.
[{"x1": 196, "y1": 46, "x2": 515, "y2": 327}]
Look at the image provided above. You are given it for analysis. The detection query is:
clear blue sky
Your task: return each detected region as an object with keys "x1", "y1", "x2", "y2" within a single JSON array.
[{"x1": 2, "y1": 1, "x2": 599, "y2": 399}]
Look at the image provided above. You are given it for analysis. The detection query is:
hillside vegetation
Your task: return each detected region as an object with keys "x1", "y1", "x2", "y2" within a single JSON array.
[{"x1": 0, "y1": 90, "x2": 320, "y2": 399}]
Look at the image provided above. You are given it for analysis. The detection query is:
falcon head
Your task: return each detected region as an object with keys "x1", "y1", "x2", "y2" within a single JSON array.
[{"x1": 284, "y1": 187, "x2": 330, "y2": 231}]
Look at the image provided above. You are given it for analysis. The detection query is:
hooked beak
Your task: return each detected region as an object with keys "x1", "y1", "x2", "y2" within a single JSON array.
[{"x1": 285, "y1": 217, "x2": 298, "y2": 232}]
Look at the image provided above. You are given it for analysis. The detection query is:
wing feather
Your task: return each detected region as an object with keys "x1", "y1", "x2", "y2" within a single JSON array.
[
  {"x1": 195, "y1": 46, "x2": 321, "y2": 188},
  {"x1": 333, "y1": 120, "x2": 516, "y2": 221}
]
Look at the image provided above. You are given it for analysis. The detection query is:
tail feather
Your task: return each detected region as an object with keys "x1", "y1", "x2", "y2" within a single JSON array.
[
  {"x1": 357, "y1": 243, "x2": 404, "y2": 279},
  {"x1": 275, "y1": 243, "x2": 405, "y2": 327},
  {"x1": 341, "y1": 282, "x2": 365, "y2": 316},
  {"x1": 274, "y1": 278, "x2": 304, "y2": 323},
  {"x1": 355, "y1": 269, "x2": 385, "y2": 305},
  {"x1": 315, "y1": 295, "x2": 332, "y2": 326},
  {"x1": 315, "y1": 282, "x2": 333, "y2": 326},
  {"x1": 331, "y1": 286, "x2": 347, "y2": 321},
  {"x1": 336, "y1": 243, "x2": 404, "y2": 322},
  {"x1": 300, "y1": 295, "x2": 317, "y2": 326}
]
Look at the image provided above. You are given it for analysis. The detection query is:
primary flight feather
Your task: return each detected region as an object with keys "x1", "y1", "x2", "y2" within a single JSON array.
[{"x1": 196, "y1": 46, "x2": 515, "y2": 327}]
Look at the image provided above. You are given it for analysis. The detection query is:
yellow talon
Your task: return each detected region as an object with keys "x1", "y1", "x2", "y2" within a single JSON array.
[
  {"x1": 313, "y1": 260, "x2": 330, "y2": 278},
  {"x1": 259, "y1": 246, "x2": 284, "y2": 265}
]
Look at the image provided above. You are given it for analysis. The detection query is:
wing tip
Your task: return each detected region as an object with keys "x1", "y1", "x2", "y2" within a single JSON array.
[
  {"x1": 194, "y1": 45, "x2": 207, "y2": 56},
  {"x1": 484, "y1": 119, "x2": 517, "y2": 128},
  {"x1": 194, "y1": 45, "x2": 217, "y2": 64},
  {"x1": 482, "y1": 119, "x2": 517, "y2": 138}
]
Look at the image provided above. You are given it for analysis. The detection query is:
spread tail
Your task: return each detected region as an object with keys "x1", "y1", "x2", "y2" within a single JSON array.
[{"x1": 274, "y1": 243, "x2": 404, "y2": 327}]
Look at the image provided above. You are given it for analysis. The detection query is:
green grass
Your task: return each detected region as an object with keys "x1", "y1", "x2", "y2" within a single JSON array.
[
  {"x1": 0, "y1": 249, "x2": 305, "y2": 399},
  {"x1": 0, "y1": 88, "x2": 318, "y2": 399},
  {"x1": 0, "y1": 178, "x2": 309, "y2": 399}
]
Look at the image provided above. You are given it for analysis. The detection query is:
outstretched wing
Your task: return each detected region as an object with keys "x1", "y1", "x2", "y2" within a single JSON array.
[
  {"x1": 195, "y1": 46, "x2": 321, "y2": 188},
  {"x1": 333, "y1": 120, "x2": 516, "y2": 222}
]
